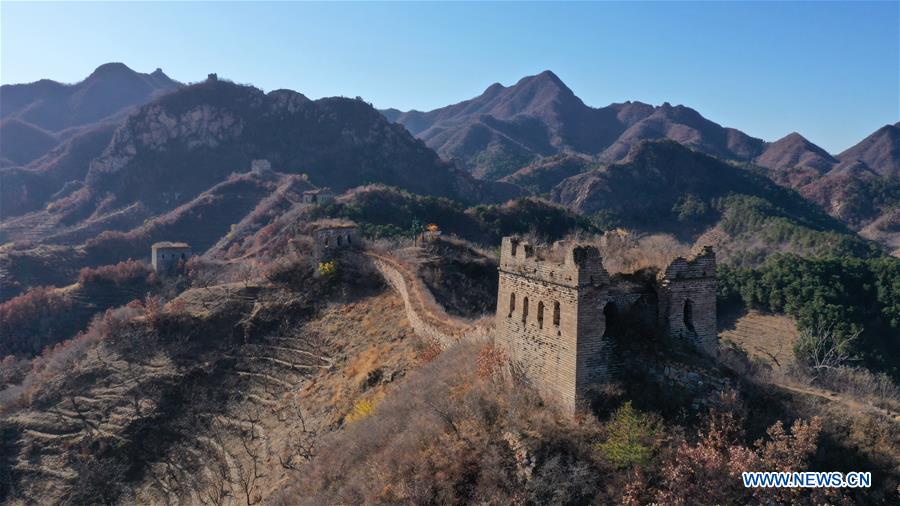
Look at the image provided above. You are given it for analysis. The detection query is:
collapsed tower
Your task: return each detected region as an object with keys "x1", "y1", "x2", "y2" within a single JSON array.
[{"x1": 494, "y1": 237, "x2": 716, "y2": 414}]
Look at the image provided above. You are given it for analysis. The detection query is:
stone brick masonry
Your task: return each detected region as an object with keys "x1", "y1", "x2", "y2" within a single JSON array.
[{"x1": 495, "y1": 237, "x2": 716, "y2": 414}]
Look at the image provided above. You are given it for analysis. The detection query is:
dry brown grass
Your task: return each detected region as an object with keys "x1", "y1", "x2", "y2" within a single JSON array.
[
  {"x1": 565, "y1": 229, "x2": 693, "y2": 275},
  {"x1": 719, "y1": 310, "x2": 799, "y2": 372},
  {"x1": 277, "y1": 340, "x2": 603, "y2": 505}
]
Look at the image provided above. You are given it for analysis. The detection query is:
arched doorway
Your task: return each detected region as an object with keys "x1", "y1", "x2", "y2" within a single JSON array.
[
  {"x1": 683, "y1": 299, "x2": 695, "y2": 333},
  {"x1": 602, "y1": 302, "x2": 618, "y2": 338},
  {"x1": 602, "y1": 301, "x2": 627, "y2": 378}
]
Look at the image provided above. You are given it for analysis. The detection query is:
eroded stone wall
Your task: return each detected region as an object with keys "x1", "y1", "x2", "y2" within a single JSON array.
[
  {"x1": 313, "y1": 227, "x2": 358, "y2": 259},
  {"x1": 495, "y1": 237, "x2": 718, "y2": 415},
  {"x1": 657, "y1": 246, "x2": 717, "y2": 353},
  {"x1": 495, "y1": 237, "x2": 612, "y2": 413}
]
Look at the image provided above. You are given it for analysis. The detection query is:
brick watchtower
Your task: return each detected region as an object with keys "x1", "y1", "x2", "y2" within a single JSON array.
[
  {"x1": 495, "y1": 237, "x2": 612, "y2": 414},
  {"x1": 495, "y1": 237, "x2": 717, "y2": 415}
]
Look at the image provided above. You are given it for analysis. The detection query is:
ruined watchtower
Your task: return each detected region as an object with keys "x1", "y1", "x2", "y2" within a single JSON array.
[
  {"x1": 151, "y1": 242, "x2": 192, "y2": 273},
  {"x1": 250, "y1": 159, "x2": 271, "y2": 175},
  {"x1": 302, "y1": 188, "x2": 335, "y2": 205},
  {"x1": 495, "y1": 236, "x2": 716, "y2": 414},
  {"x1": 309, "y1": 220, "x2": 358, "y2": 259}
]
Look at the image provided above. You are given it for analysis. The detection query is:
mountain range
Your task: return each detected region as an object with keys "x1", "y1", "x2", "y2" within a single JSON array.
[
  {"x1": 0, "y1": 62, "x2": 179, "y2": 135},
  {"x1": 0, "y1": 64, "x2": 896, "y2": 262},
  {"x1": 0, "y1": 64, "x2": 183, "y2": 217},
  {"x1": 0, "y1": 67, "x2": 517, "y2": 261},
  {"x1": 383, "y1": 70, "x2": 898, "y2": 180},
  {"x1": 383, "y1": 70, "x2": 899, "y2": 253}
]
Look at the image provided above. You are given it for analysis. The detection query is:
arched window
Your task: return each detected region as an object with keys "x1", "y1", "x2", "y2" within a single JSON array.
[
  {"x1": 683, "y1": 299, "x2": 695, "y2": 333},
  {"x1": 553, "y1": 301, "x2": 560, "y2": 327},
  {"x1": 337, "y1": 236, "x2": 343, "y2": 246},
  {"x1": 346, "y1": 235, "x2": 352, "y2": 244},
  {"x1": 522, "y1": 297, "x2": 529, "y2": 323},
  {"x1": 508, "y1": 293, "x2": 516, "y2": 317},
  {"x1": 603, "y1": 302, "x2": 617, "y2": 338},
  {"x1": 537, "y1": 301, "x2": 545, "y2": 329},
  {"x1": 325, "y1": 237, "x2": 329, "y2": 246}
]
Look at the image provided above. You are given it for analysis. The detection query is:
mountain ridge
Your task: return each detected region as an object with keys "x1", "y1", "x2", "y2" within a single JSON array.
[
  {"x1": 381, "y1": 70, "x2": 773, "y2": 178},
  {"x1": 0, "y1": 62, "x2": 181, "y2": 133}
]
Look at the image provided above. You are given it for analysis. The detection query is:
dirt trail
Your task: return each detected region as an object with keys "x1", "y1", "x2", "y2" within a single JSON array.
[
  {"x1": 775, "y1": 381, "x2": 900, "y2": 423},
  {"x1": 719, "y1": 311, "x2": 899, "y2": 423},
  {"x1": 367, "y1": 251, "x2": 481, "y2": 348}
]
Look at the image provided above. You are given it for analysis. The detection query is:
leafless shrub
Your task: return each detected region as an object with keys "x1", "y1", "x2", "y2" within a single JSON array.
[
  {"x1": 794, "y1": 321, "x2": 860, "y2": 376},
  {"x1": 814, "y1": 367, "x2": 900, "y2": 412},
  {"x1": 588, "y1": 230, "x2": 692, "y2": 275}
]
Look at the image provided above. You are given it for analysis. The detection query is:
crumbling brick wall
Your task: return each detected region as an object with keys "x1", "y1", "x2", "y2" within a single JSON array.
[
  {"x1": 495, "y1": 237, "x2": 717, "y2": 415},
  {"x1": 313, "y1": 226, "x2": 358, "y2": 259},
  {"x1": 656, "y1": 246, "x2": 717, "y2": 353}
]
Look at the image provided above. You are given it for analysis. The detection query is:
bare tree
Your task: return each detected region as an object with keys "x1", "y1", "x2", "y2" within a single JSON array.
[
  {"x1": 233, "y1": 407, "x2": 265, "y2": 505},
  {"x1": 794, "y1": 321, "x2": 861, "y2": 377},
  {"x1": 276, "y1": 404, "x2": 317, "y2": 469}
]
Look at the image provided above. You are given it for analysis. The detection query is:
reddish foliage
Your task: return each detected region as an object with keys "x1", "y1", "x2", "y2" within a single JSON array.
[
  {"x1": 646, "y1": 411, "x2": 829, "y2": 505},
  {"x1": 476, "y1": 342, "x2": 507, "y2": 379},
  {"x1": 418, "y1": 339, "x2": 443, "y2": 364},
  {"x1": 78, "y1": 259, "x2": 156, "y2": 287},
  {"x1": 0, "y1": 286, "x2": 74, "y2": 356}
]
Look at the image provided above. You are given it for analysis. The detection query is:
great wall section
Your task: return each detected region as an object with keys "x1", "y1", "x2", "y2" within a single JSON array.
[{"x1": 366, "y1": 251, "x2": 478, "y2": 349}]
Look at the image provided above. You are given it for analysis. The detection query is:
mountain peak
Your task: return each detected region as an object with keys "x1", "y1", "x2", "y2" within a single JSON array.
[
  {"x1": 516, "y1": 70, "x2": 572, "y2": 94},
  {"x1": 87, "y1": 62, "x2": 136, "y2": 79},
  {"x1": 774, "y1": 132, "x2": 813, "y2": 145},
  {"x1": 482, "y1": 82, "x2": 505, "y2": 95},
  {"x1": 534, "y1": 69, "x2": 563, "y2": 83},
  {"x1": 837, "y1": 121, "x2": 900, "y2": 177}
]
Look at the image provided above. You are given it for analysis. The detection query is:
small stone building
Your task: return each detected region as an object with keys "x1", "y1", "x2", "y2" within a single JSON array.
[
  {"x1": 151, "y1": 242, "x2": 192, "y2": 273},
  {"x1": 495, "y1": 236, "x2": 716, "y2": 414},
  {"x1": 302, "y1": 188, "x2": 335, "y2": 205},
  {"x1": 250, "y1": 159, "x2": 271, "y2": 174},
  {"x1": 310, "y1": 221, "x2": 358, "y2": 258}
]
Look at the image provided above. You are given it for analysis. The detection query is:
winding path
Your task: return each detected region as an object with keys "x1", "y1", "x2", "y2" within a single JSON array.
[{"x1": 367, "y1": 251, "x2": 478, "y2": 348}]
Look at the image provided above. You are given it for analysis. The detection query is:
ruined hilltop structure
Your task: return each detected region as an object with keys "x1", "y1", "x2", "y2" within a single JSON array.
[
  {"x1": 151, "y1": 242, "x2": 192, "y2": 273},
  {"x1": 495, "y1": 236, "x2": 716, "y2": 414}
]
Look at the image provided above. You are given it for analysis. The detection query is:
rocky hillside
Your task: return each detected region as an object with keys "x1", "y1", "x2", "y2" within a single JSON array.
[
  {"x1": 753, "y1": 132, "x2": 838, "y2": 187},
  {"x1": 837, "y1": 122, "x2": 900, "y2": 177},
  {"x1": 0, "y1": 119, "x2": 58, "y2": 167},
  {"x1": 0, "y1": 76, "x2": 520, "y2": 255},
  {"x1": 0, "y1": 122, "x2": 118, "y2": 218},
  {"x1": 78, "y1": 79, "x2": 473, "y2": 210},
  {"x1": 500, "y1": 153, "x2": 598, "y2": 193},
  {"x1": 0, "y1": 171, "x2": 305, "y2": 298},
  {"x1": 771, "y1": 124, "x2": 900, "y2": 254},
  {"x1": 0, "y1": 251, "x2": 425, "y2": 504}
]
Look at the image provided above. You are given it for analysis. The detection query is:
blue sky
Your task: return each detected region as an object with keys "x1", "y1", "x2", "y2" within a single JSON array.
[{"x1": 2, "y1": 1, "x2": 897, "y2": 153}]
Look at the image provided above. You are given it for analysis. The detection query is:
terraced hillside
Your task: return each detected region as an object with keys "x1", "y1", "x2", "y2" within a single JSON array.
[{"x1": 0, "y1": 253, "x2": 426, "y2": 504}]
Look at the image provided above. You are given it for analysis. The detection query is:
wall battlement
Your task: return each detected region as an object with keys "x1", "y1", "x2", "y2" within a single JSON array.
[
  {"x1": 495, "y1": 236, "x2": 717, "y2": 415},
  {"x1": 499, "y1": 237, "x2": 609, "y2": 288}
]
